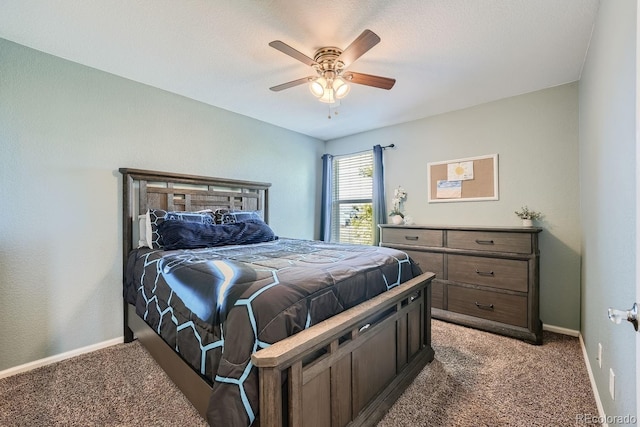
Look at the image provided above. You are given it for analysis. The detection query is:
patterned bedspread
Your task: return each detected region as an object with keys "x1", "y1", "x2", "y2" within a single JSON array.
[{"x1": 124, "y1": 238, "x2": 414, "y2": 426}]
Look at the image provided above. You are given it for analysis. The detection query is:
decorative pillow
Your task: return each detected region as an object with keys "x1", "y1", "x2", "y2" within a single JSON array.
[
  {"x1": 212, "y1": 208, "x2": 230, "y2": 224},
  {"x1": 158, "y1": 218, "x2": 278, "y2": 250},
  {"x1": 144, "y1": 209, "x2": 215, "y2": 249},
  {"x1": 219, "y1": 210, "x2": 263, "y2": 224},
  {"x1": 137, "y1": 214, "x2": 148, "y2": 248}
]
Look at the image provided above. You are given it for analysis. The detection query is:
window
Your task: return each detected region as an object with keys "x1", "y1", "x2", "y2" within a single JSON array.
[{"x1": 330, "y1": 152, "x2": 373, "y2": 245}]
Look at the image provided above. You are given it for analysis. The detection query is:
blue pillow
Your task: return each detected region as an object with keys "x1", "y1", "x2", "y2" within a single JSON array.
[
  {"x1": 218, "y1": 210, "x2": 263, "y2": 224},
  {"x1": 146, "y1": 209, "x2": 215, "y2": 249},
  {"x1": 158, "y1": 219, "x2": 278, "y2": 250}
]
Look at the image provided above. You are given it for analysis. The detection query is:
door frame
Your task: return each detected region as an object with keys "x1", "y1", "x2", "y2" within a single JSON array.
[{"x1": 636, "y1": 1, "x2": 639, "y2": 416}]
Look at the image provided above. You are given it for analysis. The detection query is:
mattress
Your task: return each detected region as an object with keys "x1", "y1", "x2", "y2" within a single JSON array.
[{"x1": 124, "y1": 237, "x2": 414, "y2": 426}]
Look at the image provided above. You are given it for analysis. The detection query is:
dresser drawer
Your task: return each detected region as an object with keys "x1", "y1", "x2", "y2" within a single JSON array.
[
  {"x1": 447, "y1": 231, "x2": 532, "y2": 254},
  {"x1": 447, "y1": 254, "x2": 528, "y2": 292},
  {"x1": 406, "y1": 250, "x2": 444, "y2": 278},
  {"x1": 448, "y1": 285, "x2": 528, "y2": 327},
  {"x1": 381, "y1": 228, "x2": 443, "y2": 247}
]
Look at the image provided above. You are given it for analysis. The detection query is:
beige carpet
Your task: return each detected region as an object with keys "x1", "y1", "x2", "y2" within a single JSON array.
[
  {"x1": 0, "y1": 320, "x2": 598, "y2": 426},
  {"x1": 379, "y1": 320, "x2": 599, "y2": 426},
  {"x1": 0, "y1": 341, "x2": 207, "y2": 427}
]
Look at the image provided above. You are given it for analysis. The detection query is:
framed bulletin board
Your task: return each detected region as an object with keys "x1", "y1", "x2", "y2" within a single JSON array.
[{"x1": 427, "y1": 154, "x2": 499, "y2": 203}]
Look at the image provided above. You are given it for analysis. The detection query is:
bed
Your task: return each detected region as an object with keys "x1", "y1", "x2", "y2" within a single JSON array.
[{"x1": 120, "y1": 168, "x2": 435, "y2": 427}]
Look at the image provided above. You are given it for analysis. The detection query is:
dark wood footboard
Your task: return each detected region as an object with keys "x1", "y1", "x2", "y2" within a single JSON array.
[{"x1": 252, "y1": 272, "x2": 435, "y2": 427}]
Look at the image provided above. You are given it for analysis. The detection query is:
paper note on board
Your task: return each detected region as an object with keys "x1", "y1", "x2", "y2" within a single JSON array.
[
  {"x1": 447, "y1": 161, "x2": 474, "y2": 181},
  {"x1": 436, "y1": 180, "x2": 462, "y2": 198}
]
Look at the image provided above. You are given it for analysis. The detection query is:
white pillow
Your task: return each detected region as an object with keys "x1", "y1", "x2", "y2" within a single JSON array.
[{"x1": 140, "y1": 213, "x2": 150, "y2": 248}]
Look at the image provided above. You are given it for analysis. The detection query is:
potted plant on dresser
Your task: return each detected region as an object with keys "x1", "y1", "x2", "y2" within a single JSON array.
[
  {"x1": 389, "y1": 186, "x2": 407, "y2": 225},
  {"x1": 514, "y1": 206, "x2": 542, "y2": 227}
]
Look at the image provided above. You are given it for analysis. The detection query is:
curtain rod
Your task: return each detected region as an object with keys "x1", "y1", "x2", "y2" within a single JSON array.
[{"x1": 323, "y1": 143, "x2": 395, "y2": 159}]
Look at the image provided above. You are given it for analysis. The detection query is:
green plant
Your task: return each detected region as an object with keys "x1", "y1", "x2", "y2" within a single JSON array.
[
  {"x1": 514, "y1": 206, "x2": 542, "y2": 220},
  {"x1": 347, "y1": 204, "x2": 373, "y2": 243}
]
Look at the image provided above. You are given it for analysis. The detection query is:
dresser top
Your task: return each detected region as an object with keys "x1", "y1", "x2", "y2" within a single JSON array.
[{"x1": 378, "y1": 224, "x2": 543, "y2": 233}]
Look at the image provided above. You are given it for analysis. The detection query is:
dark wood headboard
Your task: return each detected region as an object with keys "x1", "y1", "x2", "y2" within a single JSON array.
[{"x1": 119, "y1": 168, "x2": 271, "y2": 258}]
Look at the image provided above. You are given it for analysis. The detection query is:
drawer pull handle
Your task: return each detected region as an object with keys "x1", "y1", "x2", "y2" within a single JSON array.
[
  {"x1": 475, "y1": 302, "x2": 494, "y2": 310},
  {"x1": 358, "y1": 323, "x2": 371, "y2": 332},
  {"x1": 404, "y1": 236, "x2": 419, "y2": 241},
  {"x1": 475, "y1": 269, "x2": 495, "y2": 277},
  {"x1": 475, "y1": 239, "x2": 494, "y2": 245}
]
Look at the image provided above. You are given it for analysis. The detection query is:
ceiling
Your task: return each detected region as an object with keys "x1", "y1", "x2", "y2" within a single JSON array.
[{"x1": 0, "y1": 0, "x2": 600, "y2": 141}]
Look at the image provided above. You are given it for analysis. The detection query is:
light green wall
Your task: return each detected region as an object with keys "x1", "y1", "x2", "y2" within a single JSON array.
[
  {"x1": 4, "y1": 10, "x2": 637, "y2": 422},
  {"x1": 0, "y1": 38, "x2": 324, "y2": 371},
  {"x1": 327, "y1": 83, "x2": 581, "y2": 330},
  {"x1": 580, "y1": 0, "x2": 637, "y2": 421}
]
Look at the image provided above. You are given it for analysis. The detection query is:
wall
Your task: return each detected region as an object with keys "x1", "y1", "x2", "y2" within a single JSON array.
[
  {"x1": 327, "y1": 83, "x2": 581, "y2": 330},
  {"x1": 0, "y1": 38, "x2": 324, "y2": 371},
  {"x1": 579, "y1": 0, "x2": 637, "y2": 421}
]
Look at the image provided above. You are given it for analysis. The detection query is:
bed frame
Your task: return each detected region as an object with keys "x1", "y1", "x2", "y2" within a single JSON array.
[{"x1": 120, "y1": 168, "x2": 435, "y2": 426}]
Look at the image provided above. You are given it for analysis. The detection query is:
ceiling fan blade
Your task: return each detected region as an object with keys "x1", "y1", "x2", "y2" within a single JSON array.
[
  {"x1": 269, "y1": 76, "x2": 314, "y2": 92},
  {"x1": 337, "y1": 29, "x2": 381, "y2": 68},
  {"x1": 344, "y1": 72, "x2": 396, "y2": 90},
  {"x1": 269, "y1": 41, "x2": 317, "y2": 67}
]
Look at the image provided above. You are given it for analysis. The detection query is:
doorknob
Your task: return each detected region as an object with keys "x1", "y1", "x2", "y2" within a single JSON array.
[{"x1": 607, "y1": 303, "x2": 638, "y2": 331}]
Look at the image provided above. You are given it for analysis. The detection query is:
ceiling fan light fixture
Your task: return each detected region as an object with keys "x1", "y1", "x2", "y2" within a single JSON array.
[
  {"x1": 310, "y1": 76, "x2": 349, "y2": 103},
  {"x1": 318, "y1": 87, "x2": 337, "y2": 104},
  {"x1": 333, "y1": 77, "x2": 350, "y2": 99},
  {"x1": 309, "y1": 77, "x2": 327, "y2": 98},
  {"x1": 269, "y1": 29, "x2": 396, "y2": 109}
]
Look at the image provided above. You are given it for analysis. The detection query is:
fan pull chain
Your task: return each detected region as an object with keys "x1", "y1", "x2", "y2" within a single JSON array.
[{"x1": 327, "y1": 103, "x2": 340, "y2": 119}]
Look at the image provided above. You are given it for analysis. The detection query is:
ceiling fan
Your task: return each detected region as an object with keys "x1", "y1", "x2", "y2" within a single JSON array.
[{"x1": 268, "y1": 29, "x2": 396, "y2": 105}]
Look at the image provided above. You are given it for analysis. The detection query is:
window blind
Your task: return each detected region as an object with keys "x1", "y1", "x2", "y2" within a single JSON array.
[{"x1": 330, "y1": 152, "x2": 373, "y2": 245}]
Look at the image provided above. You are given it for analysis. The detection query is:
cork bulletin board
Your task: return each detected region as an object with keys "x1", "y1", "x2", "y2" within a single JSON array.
[{"x1": 427, "y1": 154, "x2": 499, "y2": 203}]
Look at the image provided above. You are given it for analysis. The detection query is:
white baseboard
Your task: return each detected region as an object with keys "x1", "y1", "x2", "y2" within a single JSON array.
[
  {"x1": 0, "y1": 337, "x2": 124, "y2": 380},
  {"x1": 544, "y1": 325, "x2": 608, "y2": 425},
  {"x1": 579, "y1": 333, "x2": 608, "y2": 427},
  {"x1": 543, "y1": 323, "x2": 580, "y2": 337}
]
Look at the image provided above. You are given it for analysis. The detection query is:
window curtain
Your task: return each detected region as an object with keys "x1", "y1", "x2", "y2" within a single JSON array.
[
  {"x1": 320, "y1": 153, "x2": 333, "y2": 241},
  {"x1": 372, "y1": 145, "x2": 386, "y2": 246}
]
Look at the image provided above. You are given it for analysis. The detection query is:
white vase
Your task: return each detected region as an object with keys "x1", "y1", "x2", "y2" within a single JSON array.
[
  {"x1": 391, "y1": 215, "x2": 404, "y2": 225},
  {"x1": 522, "y1": 219, "x2": 533, "y2": 227}
]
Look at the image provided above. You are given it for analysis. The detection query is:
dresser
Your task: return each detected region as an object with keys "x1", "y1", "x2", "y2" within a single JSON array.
[{"x1": 379, "y1": 225, "x2": 542, "y2": 344}]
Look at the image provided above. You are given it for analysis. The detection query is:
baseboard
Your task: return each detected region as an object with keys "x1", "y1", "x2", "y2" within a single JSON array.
[
  {"x1": 579, "y1": 333, "x2": 608, "y2": 427},
  {"x1": 543, "y1": 323, "x2": 580, "y2": 337},
  {"x1": 544, "y1": 325, "x2": 608, "y2": 425},
  {"x1": 0, "y1": 337, "x2": 124, "y2": 380}
]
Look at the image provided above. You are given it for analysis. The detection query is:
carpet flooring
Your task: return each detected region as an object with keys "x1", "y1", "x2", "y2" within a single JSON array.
[
  {"x1": 378, "y1": 321, "x2": 599, "y2": 426},
  {"x1": 0, "y1": 320, "x2": 599, "y2": 426}
]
